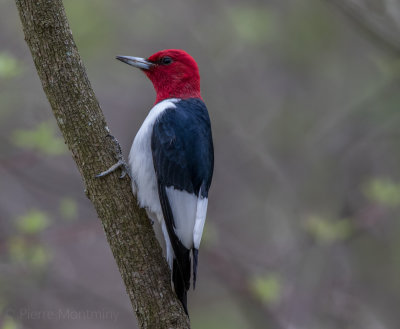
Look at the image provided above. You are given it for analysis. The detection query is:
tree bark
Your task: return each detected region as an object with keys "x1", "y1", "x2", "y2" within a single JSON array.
[{"x1": 14, "y1": 0, "x2": 190, "y2": 328}]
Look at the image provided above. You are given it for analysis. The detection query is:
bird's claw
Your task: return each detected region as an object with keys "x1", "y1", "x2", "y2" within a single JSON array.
[
  {"x1": 96, "y1": 159, "x2": 131, "y2": 179},
  {"x1": 118, "y1": 161, "x2": 130, "y2": 179},
  {"x1": 95, "y1": 134, "x2": 131, "y2": 179}
]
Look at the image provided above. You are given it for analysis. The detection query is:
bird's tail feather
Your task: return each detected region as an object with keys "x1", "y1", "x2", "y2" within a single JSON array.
[
  {"x1": 173, "y1": 255, "x2": 190, "y2": 315},
  {"x1": 193, "y1": 248, "x2": 199, "y2": 289}
]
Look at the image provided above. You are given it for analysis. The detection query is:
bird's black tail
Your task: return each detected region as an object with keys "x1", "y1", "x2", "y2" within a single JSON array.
[
  {"x1": 193, "y1": 248, "x2": 199, "y2": 289},
  {"x1": 173, "y1": 248, "x2": 191, "y2": 315}
]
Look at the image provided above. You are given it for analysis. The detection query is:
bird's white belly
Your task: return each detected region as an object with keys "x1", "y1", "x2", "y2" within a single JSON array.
[{"x1": 128, "y1": 99, "x2": 178, "y2": 221}]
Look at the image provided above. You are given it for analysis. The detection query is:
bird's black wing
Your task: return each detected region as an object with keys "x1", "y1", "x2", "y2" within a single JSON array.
[{"x1": 152, "y1": 99, "x2": 213, "y2": 196}]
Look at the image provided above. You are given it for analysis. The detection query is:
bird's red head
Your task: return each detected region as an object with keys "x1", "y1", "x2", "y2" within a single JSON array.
[{"x1": 116, "y1": 49, "x2": 201, "y2": 104}]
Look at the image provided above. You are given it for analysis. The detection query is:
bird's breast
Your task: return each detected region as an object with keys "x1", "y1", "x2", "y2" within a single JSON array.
[{"x1": 128, "y1": 98, "x2": 179, "y2": 218}]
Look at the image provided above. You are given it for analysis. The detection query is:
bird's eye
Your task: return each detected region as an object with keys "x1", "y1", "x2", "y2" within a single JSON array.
[{"x1": 160, "y1": 56, "x2": 173, "y2": 65}]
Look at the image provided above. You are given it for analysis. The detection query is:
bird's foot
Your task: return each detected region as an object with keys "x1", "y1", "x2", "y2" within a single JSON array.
[
  {"x1": 95, "y1": 134, "x2": 131, "y2": 179},
  {"x1": 96, "y1": 158, "x2": 130, "y2": 179}
]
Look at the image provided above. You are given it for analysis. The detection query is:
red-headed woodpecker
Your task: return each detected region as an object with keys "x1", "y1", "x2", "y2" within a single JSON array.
[{"x1": 98, "y1": 49, "x2": 214, "y2": 314}]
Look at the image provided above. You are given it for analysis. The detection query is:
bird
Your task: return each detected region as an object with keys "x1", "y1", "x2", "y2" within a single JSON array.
[{"x1": 98, "y1": 49, "x2": 214, "y2": 314}]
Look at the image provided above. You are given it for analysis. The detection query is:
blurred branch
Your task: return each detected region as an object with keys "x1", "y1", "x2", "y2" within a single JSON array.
[
  {"x1": 14, "y1": 1, "x2": 190, "y2": 328},
  {"x1": 328, "y1": 0, "x2": 400, "y2": 54}
]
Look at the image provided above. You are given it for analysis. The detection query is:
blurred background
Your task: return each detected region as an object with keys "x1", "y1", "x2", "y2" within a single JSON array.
[{"x1": 1, "y1": 0, "x2": 400, "y2": 328}]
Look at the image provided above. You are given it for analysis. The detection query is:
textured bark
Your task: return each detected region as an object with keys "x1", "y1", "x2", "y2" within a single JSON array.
[{"x1": 14, "y1": 0, "x2": 190, "y2": 328}]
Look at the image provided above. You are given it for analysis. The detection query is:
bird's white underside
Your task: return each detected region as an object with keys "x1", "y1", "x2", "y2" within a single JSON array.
[{"x1": 128, "y1": 98, "x2": 208, "y2": 268}]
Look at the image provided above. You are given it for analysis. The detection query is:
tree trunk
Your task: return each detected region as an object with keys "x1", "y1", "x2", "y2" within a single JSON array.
[{"x1": 14, "y1": 0, "x2": 190, "y2": 328}]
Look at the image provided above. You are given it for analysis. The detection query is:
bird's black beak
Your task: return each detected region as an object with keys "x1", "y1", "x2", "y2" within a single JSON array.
[{"x1": 116, "y1": 56, "x2": 154, "y2": 70}]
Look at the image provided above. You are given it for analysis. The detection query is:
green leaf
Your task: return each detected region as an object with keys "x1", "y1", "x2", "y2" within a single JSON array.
[
  {"x1": 16, "y1": 210, "x2": 50, "y2": 234},
  {"x1": 30, "y1": 245, "x2": 52, "y2": 267},
  {"x1": 11, "y1": 121, "x2": 67, "y2": 156},
  {"x1": 304, "y1": 215, "x2": 352, "y2": 244},
  {"x1": 8, "y1": 237, "x2": 52, "y2": 268},
  {"x1": 59, "y1": 197, "x2": 78, "y2": 220},
  {"x1": 249, "y1": 273, "x2": 282, "y2": 305},
  {"x1": 364, "y1": 178, "x2": 400, "y2": 207},
  {"x1": 0, "y1": 53, "x2": 22, "y2": 79}
]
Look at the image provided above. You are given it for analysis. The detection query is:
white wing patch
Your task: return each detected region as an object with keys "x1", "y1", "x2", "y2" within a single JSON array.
[
  {"x1": 194, "y1": 197, "x2": 208, "y2": 249},
  {"x1": 166, "y1": 187, "x2": 197, "y2": 249},
  {"x1": 165, "y1": 186, "x2": 209, "y2": 250}
]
